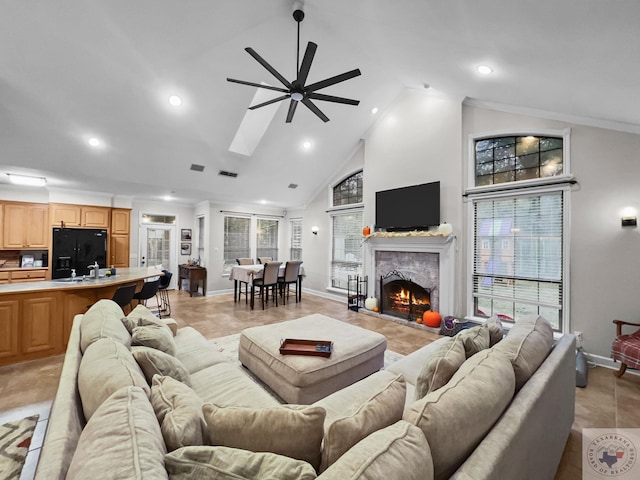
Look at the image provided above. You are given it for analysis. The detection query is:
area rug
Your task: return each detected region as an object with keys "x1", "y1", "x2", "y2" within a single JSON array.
[
  {"x1": 209, "y1": 333, "x2": 405, "y2": 368},
  {"x1": 0, "y1": 414, "x2": 39, "y2": 480}
]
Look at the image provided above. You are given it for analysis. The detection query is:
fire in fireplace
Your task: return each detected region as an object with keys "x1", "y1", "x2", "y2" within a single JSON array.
[{"x1": 380, "y1": 270, "x2": 431, "y2": 322}]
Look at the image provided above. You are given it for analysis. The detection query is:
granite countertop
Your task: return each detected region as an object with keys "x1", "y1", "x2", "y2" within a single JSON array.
[{"x1": 0, "y1": 267, "x2": 163, "y2": 294}]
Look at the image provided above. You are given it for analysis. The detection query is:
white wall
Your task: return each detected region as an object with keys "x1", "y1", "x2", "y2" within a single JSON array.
[{"x1": 462, "y1": 105, "x2": 640, "y2": 359}]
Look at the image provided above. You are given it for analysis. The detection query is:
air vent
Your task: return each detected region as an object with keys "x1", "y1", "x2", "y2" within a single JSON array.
[
  {"x1": 190, "y1": 164, "x2": 205, "y2": 172},
  {"x1": 288, "y1": 183, "x2": 298, "y2": 189},
  {"x1": 219, "y1": 170, "x2": 238, "y2": 178}
]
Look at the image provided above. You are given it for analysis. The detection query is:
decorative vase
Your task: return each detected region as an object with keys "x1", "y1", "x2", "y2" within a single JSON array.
[
  {"x1": 438, "y1": 222, "x2": 453, "y2": 235},
  {"x1": 364, "y1": 297, "x2": 378, "y2": 310},
  {"x1": 362, "y1": 226, "x2": 371, "y2": 236},
  {"x1": 422, "y1": 310, "x2": 442, "y2": 328}
]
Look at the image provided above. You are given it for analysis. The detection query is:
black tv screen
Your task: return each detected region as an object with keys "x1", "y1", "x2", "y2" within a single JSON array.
[{"x1": 375, "y1": 181, "x2": 440, "y2": 231}]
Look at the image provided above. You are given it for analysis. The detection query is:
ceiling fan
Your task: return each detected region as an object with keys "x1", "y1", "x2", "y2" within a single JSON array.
[{"x1": 226, "y1": 6, "x2": 361, "y2": 123}]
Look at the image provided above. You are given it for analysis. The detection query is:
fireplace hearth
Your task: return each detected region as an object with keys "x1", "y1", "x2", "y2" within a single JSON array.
[{"x1": 380, "y1": 270, "x2": 431, "y2": 322}]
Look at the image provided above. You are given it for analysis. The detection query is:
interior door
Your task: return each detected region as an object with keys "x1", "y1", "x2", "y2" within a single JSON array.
[{"x1": 139, "y1": 226, "x2": 177, "y2": 289}]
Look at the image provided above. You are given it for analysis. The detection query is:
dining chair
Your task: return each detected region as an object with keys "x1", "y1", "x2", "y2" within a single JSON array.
[
  {"x1": 611, "y1": 319, "x2": 640, "y2": 377},
  {"x1": 278, "y1": 260, "x2": 303, "y2": 304},
  {"x1": 132, "y1": 278, "x2": 162, "y2": 316},
  {"x1": 251, "y1": 261, "x2": 282, "y2": 310},
  {"x1": 257, "y1": 257, "x2": 273, "y2": 264},
  {"x1": 235, "y1": 258, "x2": 254, "y2": 303}
]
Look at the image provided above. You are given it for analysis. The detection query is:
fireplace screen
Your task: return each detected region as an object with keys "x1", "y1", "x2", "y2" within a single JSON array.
[{"x1": 380, "y1": 270, "x2": 431, "y2": 322}]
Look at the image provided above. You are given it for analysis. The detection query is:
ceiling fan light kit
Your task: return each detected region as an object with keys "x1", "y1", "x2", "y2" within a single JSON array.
[{"x1": 227, "y1": 6, "x2": 361, "y2": 123}]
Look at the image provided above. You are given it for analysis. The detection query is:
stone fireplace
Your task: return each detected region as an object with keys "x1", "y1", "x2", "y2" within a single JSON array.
[{"x1": 365, "y1": 233, "x2": 455, "y2": 320}]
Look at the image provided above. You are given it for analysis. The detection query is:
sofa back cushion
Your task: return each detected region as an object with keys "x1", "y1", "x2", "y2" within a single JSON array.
[
  {"x1": 66, "y1": 386, "x2": 167, "y2": 480},
  {"x1": 457, "y1": 326, "x2": 490, "y2": 358},
  {"x1": 482, "y1": 316, "x2": 504, "y2": 346},
  {"x1": 492, "y1": 314, "x2": 554, "y2": 391},
  {"x1": 318, "y1": 420, "x2": 433, "y2": 480},
  {"x1": 404, "y1": 349, "x2": 515, "y2": 480},
  {"x1": 132, "y1": 325, "x2": 177, "y2": 356},
  {"x1": 80, "y1": 299, "x2": 131, "y2": 353},
  {"x1": 122, "y1": 304, "x2": 173, "y2": 334},
  {"x1": 202, "y1": 403, "x2": 325, "y2": 471},
  {"x1": 132, "y1": 346, "x2": 191, "y2": 386},
  {"x1": 414, "y1": 337, "x2": 466, "y2": 400},
  {"x1": 78, "y1": 338, "x2": 149, "y2": 421}
]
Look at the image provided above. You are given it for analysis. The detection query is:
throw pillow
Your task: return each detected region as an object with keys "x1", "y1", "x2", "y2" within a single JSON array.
[
  {"x1": 150, "y1": 375, "x2": 208, "y2": 451},
  {"x1": 492, "y1": 314, "x2": 554, "y2": 391},
  {"x1": 132, "y1": 325, "x2": 177, "y2": 356},
  {"x1": 67, "y1": 386, "x2": 167, "y2": 480},
  {"x1": 317, "y1": 373, "x2": 406, "y2": 472},
  {"x1": 414, "y1": 337, "x2": 465, "y2": 400},
  {"x1": 319, "y1": 420, "x2": 434, "y2": 480},
  {"x1": 482, "y1": 315, "x2": 504, "y2": 346},
  {"x1": 78, "y1": 338, "x2": 149, "y2": 421},
  {"x1": 80, "y1": 299, "x2": 132, "y2": 353},
  {"x1": 457, "y1": 326, "x2": 490, "y2": 358},
  {"x1": 132, "y1": 346, "x2": 192, "y2": 386},
  {"x1": 404, "y1": 349, "x2": 515, "y2": 480},
  {"x1": 165, "y1": 446, "x2": 317, "y2": 480},
  {"x1": 202, "y1": 403, "x2": 325, "y2": 470},
  {"x1": 122, "y1": 304, "x2": 173, "y2": 335}
]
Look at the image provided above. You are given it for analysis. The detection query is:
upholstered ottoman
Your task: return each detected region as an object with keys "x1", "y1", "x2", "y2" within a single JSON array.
[{"x1": 238, "y1": 314, "x2": 387, "y2": 404}]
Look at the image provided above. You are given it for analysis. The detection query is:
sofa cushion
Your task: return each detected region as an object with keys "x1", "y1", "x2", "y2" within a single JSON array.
[
  {"x1": 165, "y1": 446, "x2": 317, "y2": 480},
  {"x1": 78, "y1": 338, "x2": 149, "y2": 421},
  {"x1": 132, "y1": 325, "x2": 177, "y2": 356},
  {"x1": 319, "y1": 420, "x2": 433, "y2": 480},
  {"x1": 122, "y1": 304, "x2": 173, "y2": 335},
  {"x1": 482, "y1": 315, "x2": 504, "y2": 346},
  {"x1": 414, "y1": 337, "x2": 465, "y2": 400},
  {"x1": 150, "y1": 375, "x2": 208, "y2": 451},
  {"x1": 457, "y1": 326, "x2": 490, "y2": 358},
  {"x1": 202, "y1": 403, "x2": 325, "y2": 470},
  {"x1": 132, "y1": 346, "x2": 192, "y2": 386},
  {"x1": 173, "y1": 327, "x2": 230, "y2": 374},
  {"x1": 404, "y1": 349, "x2": 515, "y2": 480},
  {"x1": 314, "y1": 372, "x2": 406, "y2": 472},
  {"x1": 492, "y1": 314, "x2": 554, "y2": 390},
  {"x1": 66, "y1": 386, "x2": 167, "y2": 480},
  {"x1": 80, "y1": 299, "x2": 131, "y2": 353}
]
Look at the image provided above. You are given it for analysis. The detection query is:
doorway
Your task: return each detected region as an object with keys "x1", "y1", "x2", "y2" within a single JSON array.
[{"x1": 139, "y1": 225, "x2": 177, "y2": 289}]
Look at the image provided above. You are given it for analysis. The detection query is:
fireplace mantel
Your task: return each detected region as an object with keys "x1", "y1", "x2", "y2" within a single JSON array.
[{"x1": 364, "y1": 234, "x2": 456, "y2": 317}]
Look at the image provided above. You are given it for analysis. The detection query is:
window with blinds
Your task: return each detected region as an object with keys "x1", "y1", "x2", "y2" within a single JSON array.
[
  {"x1": 331, "y1": 211, "x2": 363, "y2": 289},
  {"x1": 223, "y1": 216, "x2": 250, "y2": 273},
  {"x1": 290, "y1": 219, "x2": 302, "y2": 260},
  {"x1": 256, "y1": 218, "x2": 278, "y2": 261}
]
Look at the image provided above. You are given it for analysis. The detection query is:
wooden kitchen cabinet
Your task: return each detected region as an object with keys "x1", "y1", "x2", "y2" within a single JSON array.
[
  {"x1": 2, "y1": 202, "x2": 49, "y2": 249},
  {"x1": 109, "y1": 208, "x2": 130, "y2": 268},
  {"x1": 82, "y1": 207, "x2": 110, "y2": 228},
  {"x1": 0, "y1": 299, "x2": 19, "y2": 359},
  {"x1": 50, "y1": 204, "x2": 110, "y2": 228},
  {"x1": 111, "y1": 209, "x2": 130, "y2": 235}
]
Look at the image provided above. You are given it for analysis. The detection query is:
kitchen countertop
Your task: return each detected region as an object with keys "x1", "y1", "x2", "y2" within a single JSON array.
[{"x1": 0, "y1": 267, "x2": 163, "y2": 294}]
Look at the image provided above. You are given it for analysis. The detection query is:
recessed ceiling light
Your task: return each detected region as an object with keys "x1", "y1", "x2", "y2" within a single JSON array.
[
  {"x1": 88, "y1": 137, "x2": 101, "y2": 148},
  {"x1": 6, "y1": 173, "x2": 47, "y2": 187},
  {"x1": 302, "y1": 141, "x2": 312, "y2": 150},
  {"x1": 371, "y1": 107, "x2": 379, "y2": 115},
  {"x1": 477, "y1": 65, "x2": 493, "y2": 75},
  {"x1": 162, "y1": 195, "x2": 173, "y2": 201},
  {"x1": 168, "y1": 95, "x2": 182, "y2": 107}
]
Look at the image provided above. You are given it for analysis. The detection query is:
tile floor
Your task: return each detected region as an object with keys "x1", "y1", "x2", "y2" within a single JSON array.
[{"x1": 1, "y1": 289, "x2": 639, "y2": 479}]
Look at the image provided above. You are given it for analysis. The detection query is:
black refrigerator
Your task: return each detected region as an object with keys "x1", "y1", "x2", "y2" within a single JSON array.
[{"x1": 52, "y1": 228, "x2": 108, "y2": 279}]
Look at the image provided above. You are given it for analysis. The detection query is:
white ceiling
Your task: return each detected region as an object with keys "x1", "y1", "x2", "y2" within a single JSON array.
[{"x1": 1, "y1": 0, "x2": 639, "y2": 208}]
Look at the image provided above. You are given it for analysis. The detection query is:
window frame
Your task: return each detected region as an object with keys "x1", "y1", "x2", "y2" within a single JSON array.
[
  {"x1": 290, "y1": 218, "x2": 303, "y2": 261},
  {"x1": 465, "y1": 129, "x2": 572, "y2": 334},
  {"x1": 222, "y1": 214, "x2": 281, "y2": 274}
]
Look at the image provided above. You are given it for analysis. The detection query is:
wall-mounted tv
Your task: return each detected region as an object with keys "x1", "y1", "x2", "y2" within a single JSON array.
[{"x1": 375, "y1": 181, "x2": 440, "y2": 231}]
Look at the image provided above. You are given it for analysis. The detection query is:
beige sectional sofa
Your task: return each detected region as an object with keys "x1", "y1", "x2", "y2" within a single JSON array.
[{"x1": 35, "y1": 300, "x2": 575, "y2": 480}]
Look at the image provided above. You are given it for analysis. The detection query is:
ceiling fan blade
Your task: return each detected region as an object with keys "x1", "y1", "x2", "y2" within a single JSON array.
[
  {"x1": 249, "y1": 95, "x2": 290, "y2": 110},
  {"x1": 245, "y1": 48, "x2": 292, "y2": 89},
  {"x1": 301, "y1": 98, "x2": 329, "y2": 122},
  {"x1": 305, "y1": 69, "x2": 361, "y2": 93},
  {"x1": 226, "y1": 78, "x2": 289, "y2": 93},
  {"x1": 307, "y1": 92, "x2": 360, "y2": 106},
  {"x1": 285, "y1": 100, "x2": 298, "y2": 123},
  {"x1": 297, "y1": 42, "x2": 317, "y2": 86}
]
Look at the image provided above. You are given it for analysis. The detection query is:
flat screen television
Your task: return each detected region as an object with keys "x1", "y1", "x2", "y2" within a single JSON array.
[{"x1": 375, "y1": 181, "x2": 440, "y2": 231}]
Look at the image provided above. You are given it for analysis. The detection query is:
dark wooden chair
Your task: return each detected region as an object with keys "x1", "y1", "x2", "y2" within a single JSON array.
[{"x1": 611, "y1": 319, "x2": 640, "y2": 377}]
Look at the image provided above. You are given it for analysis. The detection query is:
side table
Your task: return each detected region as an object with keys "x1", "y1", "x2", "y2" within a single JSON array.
[{"x1": 178, "y1": 264, "x2": 207, "y2": 297}]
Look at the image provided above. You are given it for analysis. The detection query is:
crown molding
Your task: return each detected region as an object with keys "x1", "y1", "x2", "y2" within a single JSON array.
[{"x1": 463, "y1": 97, "x2": 640, "y2": 135}]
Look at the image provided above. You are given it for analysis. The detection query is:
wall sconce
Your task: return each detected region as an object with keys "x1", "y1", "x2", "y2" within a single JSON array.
[
  {"x1": 311, "y1": 226, "x2": 319, "y2": 235},
  {"x1": 621, "y1": 207, "x2": 638, "y2": 227}
]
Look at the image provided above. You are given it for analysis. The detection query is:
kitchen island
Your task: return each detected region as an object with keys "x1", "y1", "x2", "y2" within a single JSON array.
[{"x1": 0, "y1": 267, "x2": 163, "y2": 367}]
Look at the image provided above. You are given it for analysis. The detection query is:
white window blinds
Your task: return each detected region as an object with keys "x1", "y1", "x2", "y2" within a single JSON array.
[
  {"x1": 256, "y1": 218, "x2": 278, "y2": 260},
  {"x1": 223, "y1": 216, "x2": 250, "y2": 272},
  {"x1": 331, "y1": 211, "x2": 363, "y2": 289},
  {"x1": 290, "y1": 219, "x2": 302, "y2": 260}
]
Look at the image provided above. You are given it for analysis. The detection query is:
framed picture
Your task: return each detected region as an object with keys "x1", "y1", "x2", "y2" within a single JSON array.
[
  {"x1": 181, "y1": 229, "x2": 192, "y2": 241},
  {"x1": 181, "y1": 243, "x2": 191, "y2": 255},
  {"x1": 21, "y1": 255, "x2": 35, "y2": 268}
]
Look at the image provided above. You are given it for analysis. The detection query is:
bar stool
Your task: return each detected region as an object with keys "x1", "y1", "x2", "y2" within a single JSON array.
[
  {"x1": 156, "y1": 270, "x2": 172, "y2": 316},
  {"x1": 132, "y1": 278, "x2": 162, "y2": 316}
]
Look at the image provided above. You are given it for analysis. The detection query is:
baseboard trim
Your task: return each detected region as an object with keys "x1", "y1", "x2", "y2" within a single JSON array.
[{"x1": 582, "y1": 351, "x2": 640, "y2": 376}]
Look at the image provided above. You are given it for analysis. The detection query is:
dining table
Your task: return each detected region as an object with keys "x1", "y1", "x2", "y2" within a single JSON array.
[{"x1": 229, "y1": 263, "x2": 304, "y2": 308}]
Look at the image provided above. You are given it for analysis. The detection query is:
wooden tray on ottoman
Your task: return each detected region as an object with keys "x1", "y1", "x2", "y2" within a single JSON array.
[{"x1": 279, "y1": 339, "x2": 333, "y2": 357}]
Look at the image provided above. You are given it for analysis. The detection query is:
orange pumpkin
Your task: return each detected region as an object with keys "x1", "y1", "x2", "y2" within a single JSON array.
[
  {"x1": 422, "y1": 310, "x2": 442, "y2": 328},
  {"x1": 373, "y1": 306, "x2": 379, "y2": 313},
  {"x1": 362, "y1": 226, "x2": 371, "y2": 236},
  {"x1": 416, "y1": 317, "x2": 424, "y2": 324}
]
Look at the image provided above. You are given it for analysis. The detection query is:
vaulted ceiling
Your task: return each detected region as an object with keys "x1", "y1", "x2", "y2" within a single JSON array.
[{"x1": 1, "y1": 0, "x2": 638, "y2": 207}]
